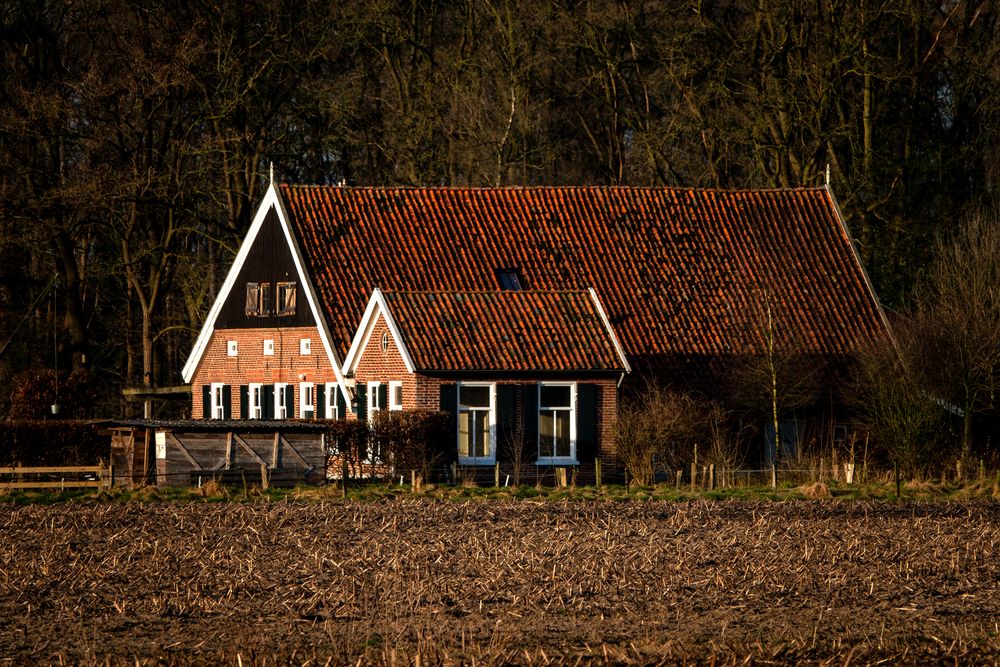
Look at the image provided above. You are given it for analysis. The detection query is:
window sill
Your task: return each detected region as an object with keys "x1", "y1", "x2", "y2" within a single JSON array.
[
  {"x1": 536, "y1": 458, "x2": 578, "y2": 466},
  {"x1": 458, "y1": 457, "x2": 496, "y2": 466}
]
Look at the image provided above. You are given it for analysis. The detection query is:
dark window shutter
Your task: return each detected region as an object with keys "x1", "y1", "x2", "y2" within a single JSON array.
[
  {"x1": 336, "y1": 387, "x2": 347, "y2": 420},
  {"x1": 521, "y1": 383, "x2": 539, "y2": 461},
  {"x1": 263, "y1": 385, "x2": 275, "y2": 419},
  {"x1": 285, "y1": 385, "x2": 294, "y2": 416},
  {"x1": 576, "y1": 383, "x2": 599, "y2": 462},
  {"x1": 356, "y1": 384, "x2": 367, "y2": 419},
  {"x1": 222, "y1": 385, "x2": 232, "y2": 420},
  {"x1": 239, "y1": 385, "x2": 249, "y2": 419},
  {"x1": 316, "y1": 384, "x2": 326, "y2": 418},
  {"x1": 439, "y1": 383, "x2": 457, "y2": 415},
  {"x1": 497, "y1": 384, "x2": 517, "y2": 458},
  {"x1": 202, "y1": 385, "x2": 211, "y2": 420},
  {"x1": 377, "y1": 384, "x2": 388, "y2": 411}
]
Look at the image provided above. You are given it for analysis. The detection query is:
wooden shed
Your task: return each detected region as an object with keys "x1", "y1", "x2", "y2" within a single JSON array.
[{"x1": 108, "y1": 420, "x2": 327, "y2": 488}]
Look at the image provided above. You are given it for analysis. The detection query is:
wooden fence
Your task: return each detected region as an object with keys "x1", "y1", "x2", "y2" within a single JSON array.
[{"x1": 0, "y1": 465, "x2": 111, "y2": 490}]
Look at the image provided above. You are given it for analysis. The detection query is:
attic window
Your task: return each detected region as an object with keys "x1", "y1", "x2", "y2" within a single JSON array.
[
  {"x1": 245, "y1": 282, "x2": 272, "y2": 316},
  {"x1": 495, "y1": 268, "x2": 523, "y2": 291},
  {"x1": 276, "y1": 282, "x2": 296, "y2": 316}
]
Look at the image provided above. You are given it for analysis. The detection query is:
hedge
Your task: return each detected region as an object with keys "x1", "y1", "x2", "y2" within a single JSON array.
[{"x1": 0, "y1": 420, "x2": 107, "y2": 466}]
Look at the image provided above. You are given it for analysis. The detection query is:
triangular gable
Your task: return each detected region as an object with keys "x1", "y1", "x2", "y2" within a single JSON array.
[
  {"x1": 341, "y1": 288, "x2": 417, "y2": 376},
  {"x1": 181, "y1": 183, "x2": 351, "y2": 404}
]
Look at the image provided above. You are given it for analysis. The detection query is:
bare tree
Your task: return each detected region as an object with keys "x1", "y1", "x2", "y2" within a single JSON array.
[{"x1": 911, "y1": 210, "x2": 1000, "y2": 461}]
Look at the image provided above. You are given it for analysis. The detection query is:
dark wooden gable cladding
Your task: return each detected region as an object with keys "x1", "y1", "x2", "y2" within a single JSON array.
[{"x1": 216, "y1": 206, "x2": 314, "y2": 329}]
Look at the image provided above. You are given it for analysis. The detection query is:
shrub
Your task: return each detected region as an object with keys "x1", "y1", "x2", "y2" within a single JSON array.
[
  {"x1": 372, "y1": 410, "x2": 454, "y2": 480},
  {"x1": 614, "y1": 384, "x2": 701, "y2": 486}
]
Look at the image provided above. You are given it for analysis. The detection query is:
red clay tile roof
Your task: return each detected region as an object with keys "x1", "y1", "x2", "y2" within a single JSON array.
[
  {"x1": 381, "y1": 290, "x2": 626, "y2": 372},
  {"x1": 280, "y1": 185, "x2": 887, "y2": 373}
]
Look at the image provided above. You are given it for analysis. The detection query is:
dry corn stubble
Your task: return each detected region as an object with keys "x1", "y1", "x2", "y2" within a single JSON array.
[{"x1": 0, "y1": 500, "x2": 999, "y2": 665}]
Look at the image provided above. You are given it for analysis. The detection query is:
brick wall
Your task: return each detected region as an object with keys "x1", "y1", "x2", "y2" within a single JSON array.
[
  {"x1": 190, "y1": 326, "x2": 337, "y2": 418},
  {"x1": 353, "y1": 316, "x2": 417, "y2": 410}
]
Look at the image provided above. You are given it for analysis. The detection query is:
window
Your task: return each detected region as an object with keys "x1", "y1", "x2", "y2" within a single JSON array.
[
  {"x1": 380, "y1": 331, "x2": 390, "y2": 352},
  {"x1": 300, "y1": 382, "x2": 315, "y2": 419},
  {"x1": 389, "y1": 381, "x2": 403, "y2": 411},
  {"x1": 245, "y1": 283, "x2": 260, "y2": 316},
  {"x1": 248, "y1": 383, "x2": 263, "y2": 419},
  {"x1": 274, "y1": 382, "x2": 289, "y2": 419},
  {"x1": 458, "y1": 383, "x2": 495, "y2": 464},
  {"x1": 538, "y1": 383, "x2": 576, "y2": 463},
  {"x1": 300, "y1": 338, "x2": 311, "y2": 355},
  {"x1": 367, "y1": 381, "x2": 382, "y2": 422},
  {"x1": 495, "y1": 268, "x2": 523, "y2": 291},
  {"x1": 246, "y1": 282, "x2": 272, "y2": 316},
  {"x1": 325, "y1": 382, "x2": 340, "y2": 419},
  {"x1": 210, "y1": 383, "x2": 226, "y2": 420},
  {"x1": 263, "y1": 339, "x2": 275, "y2": 356},
  {"x1": 277, "y1": 282, "x2": 296, "y2": 316},
  {"x1": 227, "y1": 340, "x2": 238, "y2": 357}
]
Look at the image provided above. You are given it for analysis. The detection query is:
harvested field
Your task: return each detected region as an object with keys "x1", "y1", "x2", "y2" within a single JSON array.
[{"x1": 2, "y1": 500, "x2": 1000, "y2": 665}]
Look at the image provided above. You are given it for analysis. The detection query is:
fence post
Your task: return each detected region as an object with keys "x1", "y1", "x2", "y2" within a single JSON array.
[
  {"x1": 494, "y1": 462, "x2": 500, "y2": 487},
  {"x1": 690, "y1": 461, "x2": 696, "y2": 492},
  {"x1": 709, "y1": 464, "x2": 715, "y2": 490},
  {"x1": 452, "y1": 462, "x2": 458, "y2": 484},
  {"x1": 595, "y1": 458, "x2": 602, "y2": 489},
  {"x1": 894, "y1": 462, "x2": 901, "y2": 499},
  {"x1": 770, "y1": 464, "x2": 777, "y2": 489},
  {"x1": 342, "y1": 459, "x2": 349, "y2": 498},
  {"x1": 260, "y1": 462, "x2": 269, "y2": 491},
  {"x1": 676, "y1": 470, "x2": 682, "y2": 488}
]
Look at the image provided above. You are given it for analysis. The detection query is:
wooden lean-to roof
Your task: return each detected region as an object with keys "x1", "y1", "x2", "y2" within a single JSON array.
[{"x1": 366, "y1": 289, "x2": 629, "y2": 373}]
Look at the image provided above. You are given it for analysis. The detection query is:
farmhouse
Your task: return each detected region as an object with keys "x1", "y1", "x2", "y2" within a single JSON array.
[{"x1": 181, "y1": 183, "x2": 890, "y2": 468}]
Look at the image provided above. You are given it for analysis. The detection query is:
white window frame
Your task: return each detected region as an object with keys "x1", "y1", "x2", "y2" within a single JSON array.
[
  {"x1": 263, "y1": 339, "x2": 275, "y2": 356},
  {"x1": 300, "y1": 338, "x2": 311, "y2": 355},
  {"x1": 210, "y1": 382, "x2": 226, "y2": 420},
  {"x1": 389, "y1": 381, "x2": 404, "y2": 411},
  {"x1": 274, "y1": 382, "x2": 289, "y2": 419},
  {"x1": 300, "y1": 382, "x2": 315, "y2": 419},
  {"x1": 537, "y1": 382, "x2": 577, "y2": 465},
  {"x1": 248, "y1": 383, "x2": 263, "y2": 419},
  {"x1": 456, "y1": 382, "x2": 496, "y2": 465},
  {"x1": 367, "y1": 381, "x2": 382, "y2": 423},
  {"x1": 324, "y1": 382, "x2": 339, "y2": 419},
  {"x1": 227, "y1": 340, "x2": 238, "y2": 357}
]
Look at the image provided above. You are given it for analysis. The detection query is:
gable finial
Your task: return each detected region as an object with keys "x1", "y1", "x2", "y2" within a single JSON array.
[
  {"x1": 825, "y1": 163, "x2": 830, "y2": 188},
  {"x1": 269, "y1": 161, "x2": 275, "y2": 184}
]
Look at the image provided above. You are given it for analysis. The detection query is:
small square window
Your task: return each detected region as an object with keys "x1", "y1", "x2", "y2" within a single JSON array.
[
  {"x1": 300, "y1": 338, "x2": 311, "y2": 355},
  {"x1": 227, "y1": 340, "x2": 238, "y2": 357},
  {"x1": 495, "y1": 268, "x2": 523, "y2": 291},
  {"x1": 263, "y1": 339, "x2": 275, "y2": 356}
]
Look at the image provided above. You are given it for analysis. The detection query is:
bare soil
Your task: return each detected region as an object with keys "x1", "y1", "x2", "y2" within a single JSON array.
[{"x1": 2, "y1": 499, "x2": 999, "y2": 665}]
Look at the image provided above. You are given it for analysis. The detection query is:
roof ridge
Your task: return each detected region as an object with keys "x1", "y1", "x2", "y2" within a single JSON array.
[
  {"x1": 383, "y1": 289, "x2": 593, "y2": 296},
  {"x1": 277, "y1": 183, "x2": 827, "y2": 194}
]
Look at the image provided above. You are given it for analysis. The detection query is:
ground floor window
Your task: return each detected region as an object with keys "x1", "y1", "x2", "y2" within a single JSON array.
[
  {"x1": 210, "y1": 383, "x2": 226, "y2": 420},
  {"x1": 275, "y1": 382, "x2": 289, "y2": 419},
  {"x1": 248, "y1": 383, "x2": 263, "y2": 419},
  {"x1": 389, "y1": 381, "x2": 404, "y2": 411},
  {"x1": 300, "y1": 382, "x2": 315, "y2": 419},
  {"x1": 324, "y1": 382, "x2": 339, "y2": 419},
  {"x1": 458, "y1": 383, "x2": 495, "y2": 464},
  {"x1": 538, "y1": 383, "x2": 576, "y2": 463}
]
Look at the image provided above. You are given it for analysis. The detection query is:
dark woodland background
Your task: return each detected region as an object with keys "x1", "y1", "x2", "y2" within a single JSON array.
[{"x1": 1, "y1": 0, "x2": 998, "y2": 422}]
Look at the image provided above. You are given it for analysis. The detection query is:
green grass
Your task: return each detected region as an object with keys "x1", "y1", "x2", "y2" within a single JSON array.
[{"x1": 1, "y1": 476, "x2": 998, "y2": 504}]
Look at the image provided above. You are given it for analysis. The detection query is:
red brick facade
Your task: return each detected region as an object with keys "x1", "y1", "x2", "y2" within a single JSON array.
[{"x1": 190, "y1": 326, "x2": 338, "y2": 419}]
